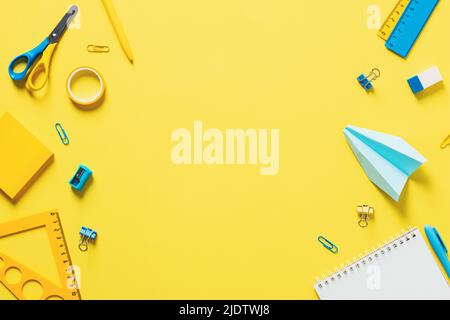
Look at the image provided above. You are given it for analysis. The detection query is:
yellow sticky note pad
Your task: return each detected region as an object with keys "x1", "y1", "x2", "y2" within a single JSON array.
[{"x1": 0, "y1": 113, "x2": 53, "y2": 201}]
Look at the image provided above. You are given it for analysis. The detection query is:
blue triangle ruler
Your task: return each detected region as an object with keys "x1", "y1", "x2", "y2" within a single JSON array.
[{"x1": 385, "y1": 0, "x2": 439, "y2": 58}]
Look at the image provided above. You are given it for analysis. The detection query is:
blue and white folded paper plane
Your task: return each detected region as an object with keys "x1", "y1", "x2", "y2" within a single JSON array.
[{"x1": 344, "y1": 125, "x2": 427, "y2": 202}]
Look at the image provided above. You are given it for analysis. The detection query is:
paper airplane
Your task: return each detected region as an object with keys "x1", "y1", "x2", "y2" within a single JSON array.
[{"x1": 344, "y1": 125, "x2": 427, "y2": 202}]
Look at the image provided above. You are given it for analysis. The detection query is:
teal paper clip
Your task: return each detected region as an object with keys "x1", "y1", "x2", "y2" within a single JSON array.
[
  {"x1": 55, "y1": 123, "x2": 70, "y2": 145},
  {"x1": 318, "y1": 236, "x2": 339, "y2": 254}
]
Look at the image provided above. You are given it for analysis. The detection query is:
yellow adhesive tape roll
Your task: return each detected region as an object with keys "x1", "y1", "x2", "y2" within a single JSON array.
[{"x1": 67, "y1": 67, "x2": 106, "y2": 107}]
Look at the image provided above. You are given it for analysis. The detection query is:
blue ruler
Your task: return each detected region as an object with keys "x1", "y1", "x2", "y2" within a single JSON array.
[{"x1": 385, "y1": 0, "x2": 439, "y2": 58}]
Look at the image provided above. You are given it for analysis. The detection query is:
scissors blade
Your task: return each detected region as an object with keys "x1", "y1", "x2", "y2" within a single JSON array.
[{"x1": 48, "y1": 5, "x2": 79, "y2": 44}]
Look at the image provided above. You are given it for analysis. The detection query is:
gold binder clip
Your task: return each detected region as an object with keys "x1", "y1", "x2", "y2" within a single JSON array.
[
  {"x1": 357, "y1": 205, "x2": 374, "y2": 228},
  {"x1": 440, "y1": 134, "x2": 450, "y2": 149}
]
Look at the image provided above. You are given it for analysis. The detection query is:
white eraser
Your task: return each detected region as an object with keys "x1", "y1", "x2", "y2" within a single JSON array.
[
  {"x1": 408, "y1": 66, "x2": 443, "y2": 94},
  {"x1": 418, "y1": 66, "x2": 443, "y2": 89}
]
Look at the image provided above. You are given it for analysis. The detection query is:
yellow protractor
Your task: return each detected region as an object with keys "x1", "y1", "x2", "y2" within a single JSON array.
[{"x1": 0, "y1": 211, "x2": 81, "y2": 300}]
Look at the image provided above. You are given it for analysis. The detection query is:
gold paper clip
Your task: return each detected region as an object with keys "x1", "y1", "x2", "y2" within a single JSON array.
[
  {"x1": 357, "y1": 205, "x2": 374, "y2": 228},
  {"x1": 440, "y1": 134, "x2": 450, "y2": 149},
  {"x1": 87, "y1": 45, "x2": 110, "y2": 53}
]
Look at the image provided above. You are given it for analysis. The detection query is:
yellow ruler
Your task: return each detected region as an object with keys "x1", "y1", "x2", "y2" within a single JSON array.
[
  {"x1": 0, "y1": 211, "x2": 81, "y2": 300},
  {"x1": 378, "y1": 0, "x2": 410, "y2": 40}
]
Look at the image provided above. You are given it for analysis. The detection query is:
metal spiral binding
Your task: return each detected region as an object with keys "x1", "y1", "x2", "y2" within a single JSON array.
[{"x1": 315, "y1": 227, "x2": 418, "y2": 289}]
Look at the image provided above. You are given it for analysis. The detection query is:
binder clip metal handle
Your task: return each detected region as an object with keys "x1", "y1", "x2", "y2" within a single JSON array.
[
  {"x1": 78, "y1": 237, "x2": 89, "y2": 252},
  {"x1": 357, "y1": 205, "x2": 374, "y2": 228}
]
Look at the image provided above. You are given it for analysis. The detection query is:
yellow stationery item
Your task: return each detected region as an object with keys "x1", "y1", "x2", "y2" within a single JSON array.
[
  {"x1": 101, "y1": 0, "x2": 134, "y2": 63},
  {"x1": 0, "y1": 113, "x2": 53, "y2": 201},
  {"x1": 0, "y1": 211, "x2": 81, "y2": 300},
  {"x1": 87, "y1": 44, "x2": 111, "y2": 53},
  {"x1": 357, "y1": 205, "x2": 374, "y2": 228},
  {"x1": 440, "y1": 134, "x2": 450, "y2": 149},
  {"x1": 377, "y1": 0, "x2": 410, "y2": 41},
  {"x1": 67, "y1": 67, "x2": 106, "y2": 107}
]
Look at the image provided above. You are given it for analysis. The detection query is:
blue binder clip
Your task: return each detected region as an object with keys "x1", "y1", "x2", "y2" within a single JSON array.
[
  {"x1": 70, "y1": 165, "x2": 93, "y2": 191},
  {"x1": 357, "y1": 68, "x2": 381, "y2": 92},
  {"x1": 79, "y1": 226, "x2": 97, "y2": 252}
]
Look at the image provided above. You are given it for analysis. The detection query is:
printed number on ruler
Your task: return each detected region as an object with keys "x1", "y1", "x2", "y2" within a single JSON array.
[
  {"x1": 67, "y1": 265, "x2": 81, "y2": 290},
  {"x1": 378, "y1": 0, "x2": 410, "y2": 40}
]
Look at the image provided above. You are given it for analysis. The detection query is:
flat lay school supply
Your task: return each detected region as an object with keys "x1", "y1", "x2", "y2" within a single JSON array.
[
  {"x1": 357, "y1": 205, "x2": 374, "y2": 228},
  {"x1": 440, "y1": 134, "x2": 450, "y2": 149},
  {"x1": 8, "y1": 6, "x2": 78, "y2": 91},
  {"x1": 378, "y1": 0, "x2": 409, "y2": 41},
  {"x1": 79, "y1": 227, "x2": 97, "y2": 252},
  {"x1": 67, "y1": 67, "x2": 106, "y2": 107},
  {"x1": 70, "y1": 165, "x2": 93, "y2": 192},
  {"x1": 55, "y1": 123, "x2": 70, "y2": 145},
  {"x1": 425, "y1": 225, "x2": 450, "y2": 278},
  {"x1": 384, "y1": 0, "x2": 439, "y2": 58},
  {"x1": 2, "y1": 1, "x2": 449, "y2": 301},
  {"x1": 344, "y1": 125, "x2": 427, "y2": 202},
  {"x1": 318, "y1": 236, "x2": 338, "y2": 254},
  {"x1": 0, "y1": 113, "x2": 53, "y2": 201},
  {"x1": 315, "y1": 227, "x2": 450, "y2": 300},
  {"x1": 357, "y1": 68, "x2": 380, "y2": 92},
  {"x1": 87, "y1": 45, "x2": 111, "y2": 53},
  {"x1": 408, "y1": 66, "x2": 443, "y2": 94},
  {"x1": 101, "y1": 0, "x2": 134, "y2": 63},
  {"x1": 0, "y1": 211, "x2": 81, "y2": 300}
]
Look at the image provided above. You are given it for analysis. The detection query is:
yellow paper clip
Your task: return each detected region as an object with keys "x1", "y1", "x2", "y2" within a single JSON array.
[
  {"x1": 87, "y1": 45, "x2": 110, "y2": 53},
  {"x1": 440, "y1": 134, "x2": 450, "y2": 149},
  {"x1": 318, "y1": 236, "x2": 338, "y2": 254}
]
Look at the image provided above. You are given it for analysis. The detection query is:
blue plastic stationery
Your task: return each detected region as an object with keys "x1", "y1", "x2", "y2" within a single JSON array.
[
  {"x1": 357, "y1": 68, "x2": 380, "y2": 92},
  {"x1": 386, "y1": 0, "x2": 439, "y2": 58},
  {"x1": 424, "y1": 225, "x2": 450, "y2": 278},
  {"x1": 70, "y1": 165, "x2": 93, "y2": 191},
  {"x1": 79, "y1": 226, "x2": 97, "y2": 252}
]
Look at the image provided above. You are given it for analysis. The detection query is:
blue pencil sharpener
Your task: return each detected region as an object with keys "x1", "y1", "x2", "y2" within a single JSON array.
[{"x1": 70, "y1": 165, "x2": 93, "y2": 191}]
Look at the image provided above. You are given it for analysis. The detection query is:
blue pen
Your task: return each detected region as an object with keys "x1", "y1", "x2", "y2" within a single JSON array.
[{"x1": 424, "y1": 225, "x2": 450, "y2": 278}]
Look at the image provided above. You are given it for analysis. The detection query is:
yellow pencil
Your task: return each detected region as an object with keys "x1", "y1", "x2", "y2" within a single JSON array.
[{"x1": 101, "y1": 0, "x2": 134, "y2": 63}]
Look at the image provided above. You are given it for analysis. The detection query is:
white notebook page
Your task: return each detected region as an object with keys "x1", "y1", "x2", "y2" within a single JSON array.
[{"x1": 314, "y1": 228, "x2": 450, "y2": 300}]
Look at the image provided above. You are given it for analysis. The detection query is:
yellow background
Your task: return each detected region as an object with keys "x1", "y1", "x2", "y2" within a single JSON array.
[{"x1": 0, "y1": 0, "x2": 449, "y2": 300}]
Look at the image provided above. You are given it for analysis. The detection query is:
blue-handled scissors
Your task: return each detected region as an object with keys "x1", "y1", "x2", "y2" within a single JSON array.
[{"x1": 8, "y1": 5, "x2": 78, "y2": 91}]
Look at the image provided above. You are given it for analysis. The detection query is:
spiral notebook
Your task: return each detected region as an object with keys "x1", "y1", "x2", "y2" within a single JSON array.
[{"x1": 314, "y1": 228, "x2": 450, "y2": 300}]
